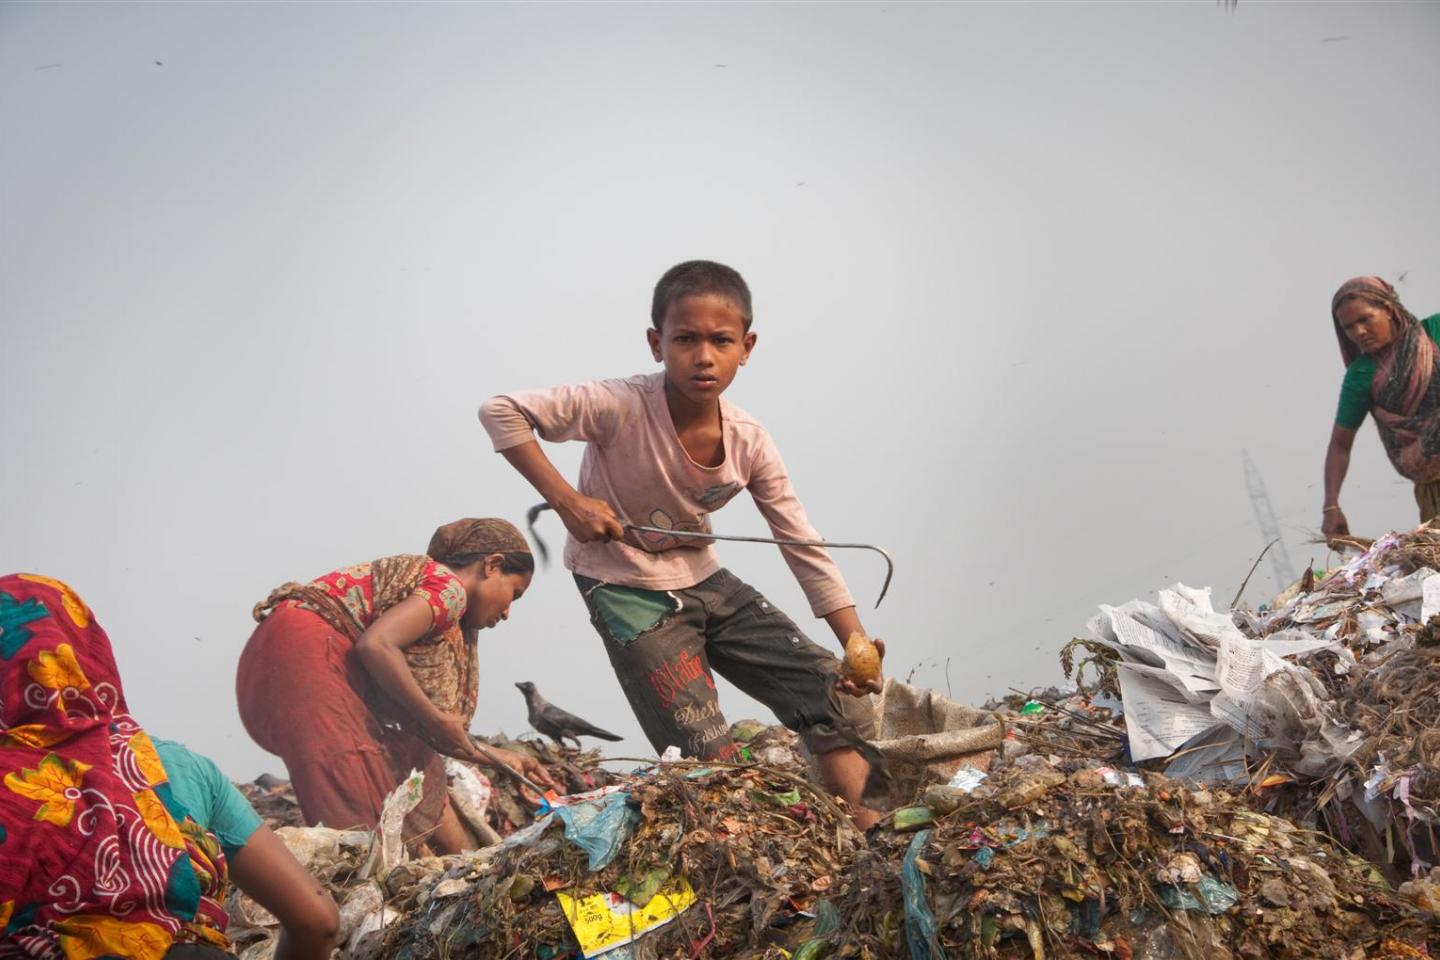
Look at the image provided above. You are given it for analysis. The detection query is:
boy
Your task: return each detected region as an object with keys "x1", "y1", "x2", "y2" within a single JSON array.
[{"x1": 479, "y1": 260, "x2": 885, "y2": 828}]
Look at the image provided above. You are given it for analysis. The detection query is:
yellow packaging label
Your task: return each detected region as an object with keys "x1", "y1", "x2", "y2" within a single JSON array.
[{"x1": 556, "y1": 878, "x2": 697, "y2": 957}]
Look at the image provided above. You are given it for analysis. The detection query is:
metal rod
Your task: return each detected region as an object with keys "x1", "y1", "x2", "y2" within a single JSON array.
[
  {"x1": 523, "y1": 503, "x2": 895, "y2": 608},
  {"x1": 625, "y1": 523, "x2": 895, "y2": 608}
]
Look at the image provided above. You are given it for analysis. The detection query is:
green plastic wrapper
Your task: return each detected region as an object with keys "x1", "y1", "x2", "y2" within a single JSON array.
[{"x1": 893, "y1": 806, "x2": 935, "y2": 832}]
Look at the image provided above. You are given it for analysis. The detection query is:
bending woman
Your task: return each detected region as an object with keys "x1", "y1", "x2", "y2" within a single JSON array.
[
  {"x1": 237, "y1": 518, "x2": 555, "y2": 855},
  {"x1": 1323, "y1": 277, "x2": 1440, "y2": 538},
  {"x1": 0, "y1": 574, "x2": 337, "y2": 960}
]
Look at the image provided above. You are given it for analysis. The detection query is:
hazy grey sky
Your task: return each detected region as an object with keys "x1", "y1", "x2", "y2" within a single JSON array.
[{"x1": 3, "y1": 1, "x2": 1438, "y2": 778}]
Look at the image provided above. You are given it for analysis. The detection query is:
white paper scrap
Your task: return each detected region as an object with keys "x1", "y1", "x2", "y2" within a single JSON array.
[
  {"x1": 1422, "y1": 576, "x2": 1440, "y2": 623},
  {"x1": 1116, "y1": 664, "x2": 1219, "y2": 762}
]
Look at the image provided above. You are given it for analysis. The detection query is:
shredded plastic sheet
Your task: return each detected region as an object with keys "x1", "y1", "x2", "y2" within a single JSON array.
[
  {"x1": 272, "y1": 824, "x2": 371, "y2": 870},
  {"x1": 366, "y1": 769, "x2": 424, "y2": 879},
  {"x1": 1093, "y1": 765, "x2": 1146, "y2": 788},
  {"x1": 446, "y1": 758, "x2": 501, "y2": 846},
  {"x1": 337, "y1": 882, "x2": 399, "y2": 955}
]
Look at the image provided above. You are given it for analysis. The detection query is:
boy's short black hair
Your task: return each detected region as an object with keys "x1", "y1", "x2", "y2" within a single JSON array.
[{"x1": 651, "y1": 260, "x2": 753, "y2": 331}]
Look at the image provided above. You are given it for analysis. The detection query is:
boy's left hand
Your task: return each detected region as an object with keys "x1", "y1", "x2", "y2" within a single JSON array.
[{"x1": 836, "y1": 638, "x2": 885, "y2": 697}]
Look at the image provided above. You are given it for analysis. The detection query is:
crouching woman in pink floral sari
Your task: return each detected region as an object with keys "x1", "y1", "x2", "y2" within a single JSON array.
[{"x1": 0, "y1": 574, "x2": 337, "y2": 960}]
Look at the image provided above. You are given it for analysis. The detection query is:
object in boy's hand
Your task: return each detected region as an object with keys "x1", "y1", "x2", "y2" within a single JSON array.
[{"x1": 841, "y1": 632, "x2": 882, "y2": 686}]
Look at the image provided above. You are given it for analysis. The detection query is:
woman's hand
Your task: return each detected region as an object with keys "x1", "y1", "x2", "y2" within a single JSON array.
[
  {"x1": 426, "y1": 714, "x2": 484, "y2": 761},
  {"x1": 486, "y1": 747, "x2": 560, "y2": 792},
  {"x1": 469, "y1": 745, "x2": 561, "y2": 806},
  {"x1": 1323, "y1": 425, "x2": 1357, "y2": 542},
  {"x1": 1322, "y1": 505, "x2": 1350, "y2": 540},
  {"x1": 428, "y1": 726, "x2": 560, "y2": 799}
]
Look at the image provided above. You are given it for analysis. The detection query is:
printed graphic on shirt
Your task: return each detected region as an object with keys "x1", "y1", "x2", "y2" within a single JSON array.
[
  {"x1": 696, "y1": 482, "x2": 741, "y2": 509},
  {"x1": 631, "y1": 484, "x2": 741, "y2": 551},
  {"x1": 632, "y1": 509, "x2": 711, "y2": 551}
]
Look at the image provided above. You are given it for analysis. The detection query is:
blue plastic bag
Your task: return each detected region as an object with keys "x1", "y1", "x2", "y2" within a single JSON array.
[
  {"x1": 902, "y1": 829, "x2": 946, "y2": 960},
  {"x1": 555, "y1": 792, "x2": 640, "y2": 871},
  {"x1": 1157, "y1": 876, "x2": 1239, "y2": 915}
]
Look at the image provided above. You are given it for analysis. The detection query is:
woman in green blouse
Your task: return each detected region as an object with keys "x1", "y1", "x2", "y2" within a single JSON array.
[{"x1": 1323, "y1": 276, "x2": 1440, "y2": 539}]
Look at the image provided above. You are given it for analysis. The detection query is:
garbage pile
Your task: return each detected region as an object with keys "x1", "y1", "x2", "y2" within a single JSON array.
[
  {"x1": 984, "y1": 687, "x2": 1128, "y2": 768},
  {"x1": 1060, "y1": 523, "x2": 1440, "y2": 877},
  {"x1": 235, "y1": 774, "x2": 306, "y2": 829},
  {"x1": 838, "y1": 756, "x2": 1433, "y2": 959},
  {"x1": 230, "y1": 719, "x2": 1435, "y2": 959},
  {"x1": 380, "y1": 728, "x2": 856, "y2": 959},
  {"x1": 227, "y1": 723, "x2": 857, "y2": 959},
  {"x1": 227, "y1": 738, "x2": 623, "y2": 958}
]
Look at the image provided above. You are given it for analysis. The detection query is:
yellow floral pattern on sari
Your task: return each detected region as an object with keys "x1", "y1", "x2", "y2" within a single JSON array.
[
  {"x1": 17, "y1": 574, "x2": 91, "y2": 628},
  {"x1": 128, "y1": 731, "x2": 168, "y2": 787},
  {"x1": 4, "y1": 723, "x2": 70, "y2": 749},
  {"x1": 4, "y1": 753, "x2": 91, "y2": 827},
  {"x1": 54, "y1": 915, "x2": 172, "y2": 960},
  {"x1": 133, "y1": 789, "x2": 185, "y2": 850},
  {"x1": 27, "y1": 642, "x2": 90, "y2": 693}
]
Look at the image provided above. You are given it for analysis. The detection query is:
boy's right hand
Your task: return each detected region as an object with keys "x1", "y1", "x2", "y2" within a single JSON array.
[{"x1": 557, "y1": 493, "x2": 627, "y2": 543}]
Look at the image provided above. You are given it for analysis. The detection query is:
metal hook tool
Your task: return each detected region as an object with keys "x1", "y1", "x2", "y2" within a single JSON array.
[
  {"x1": 469, "y1": 735, "x2": 561, "y2": 812},
  {"x1": 526, "y1": 503, "x2": 895, "y2": 608}
]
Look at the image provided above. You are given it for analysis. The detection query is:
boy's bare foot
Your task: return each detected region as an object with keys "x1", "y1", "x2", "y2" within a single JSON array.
[
  {"x1": 850, "y1": 805, "x2": 883, "y2": 832},
  {"x1": 816, "y1": 745, "x2": 885, "y2": 833}
]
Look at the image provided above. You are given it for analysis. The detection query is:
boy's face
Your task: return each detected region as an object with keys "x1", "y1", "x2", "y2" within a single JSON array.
[{"x1": 648, "y1": 294, "x2": 756, "y2": 404}]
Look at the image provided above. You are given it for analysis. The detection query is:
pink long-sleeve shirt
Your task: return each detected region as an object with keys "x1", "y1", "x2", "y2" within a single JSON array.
[{"x1": 479, "y1": 373, "x2": 855, "y2": 617}]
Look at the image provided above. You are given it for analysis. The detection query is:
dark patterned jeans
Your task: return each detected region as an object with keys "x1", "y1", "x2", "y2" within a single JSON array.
[{"x1": 575, "y1": 568, "x2": 872, "y2": 760}]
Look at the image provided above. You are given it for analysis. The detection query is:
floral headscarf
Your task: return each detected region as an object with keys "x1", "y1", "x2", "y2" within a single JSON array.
[{"x1": 0, "y1": 575, "x2": 231, "y2": 959}]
